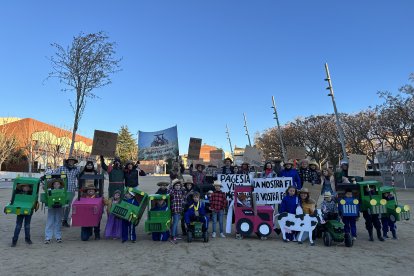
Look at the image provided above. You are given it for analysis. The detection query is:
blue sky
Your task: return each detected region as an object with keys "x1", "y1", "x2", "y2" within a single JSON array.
[{"x1": 1, "y1": 1, "x2": 413, "y2": 155}]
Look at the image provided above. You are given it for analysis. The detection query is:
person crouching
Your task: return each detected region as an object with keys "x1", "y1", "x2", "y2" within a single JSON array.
[{"x1": 184, "y1": 192, "x2": 209, "y2": 237}]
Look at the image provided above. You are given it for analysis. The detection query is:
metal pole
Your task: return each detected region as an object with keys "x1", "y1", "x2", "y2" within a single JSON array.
[
  {"x1": 243, "y1": 113, "x2": 252, "y2": 147},
  {"x1": 271, "y1": 96, "x2": 286, "y2": 161},
  {"x1": 226, "y1": 124, "x2": 234, "y2": 158},
  {"x1": 324, "y1": 63, "x2": 348, "y2": 162}
]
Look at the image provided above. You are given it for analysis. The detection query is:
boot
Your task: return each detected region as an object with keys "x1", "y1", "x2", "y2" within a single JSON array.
[
  {"x1": 62, "y1": 220, "x2": 70, "y2": 228},
  {"x1": 368, "y1": 229, "x2": 374, "y2": 241},
  {"x1": 95, "y1": 233, "x2": 101, "y2": 240},
  {"x1": 376, "y1": 229, "x2": 384, "y2": 242},
  {"x1": 391, "y1": 230, "x2": 398, "y2": 240},
  {"x1": 11, "y1": 239, "x2": 17, "y2": 247},
  {"x1": 25, "y1": 238, "x2": 33, "y2": 245}
]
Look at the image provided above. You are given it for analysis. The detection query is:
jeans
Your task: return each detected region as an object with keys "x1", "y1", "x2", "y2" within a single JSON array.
[
  {"x1": 342, "y1": 216, "x2": 357, "y2": 237},
  {"x1": 212, "y1": 210, "x2": 224, "y2": 233},
  {"x1": 171, "y1": 213, "x2": 181, "y2": 238},
  {"x1": 45, "y1": 208, "x2": 63, "y2": 240},
  {"x1": 13, "y1": 215, "x2": 32, "y2": 242},
  {"x1": 81, "y1": 223, "x2": 100, "y2": 241},
  {"x1": 63, "y1": 192, "x2": 75, "y2": 221},
  {"x1": 122, "y1": 220, "x2": 136, "y2": 241},
  {"x1": 381, "y1": 217, "x2": 396, "y2": 235}
]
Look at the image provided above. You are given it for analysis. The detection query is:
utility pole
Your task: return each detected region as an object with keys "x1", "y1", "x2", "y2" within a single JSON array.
[
  {"x1": 324, "y1": 63, "x2": 348, "y2": 162},
  {"x1": 271, "y1": 96, "x2": 286, "y2": 161},
  {"x1": 225, "y1": 124, "x2": 234, "y2": 158},
  {"x1": 243, "y1": 113, "x2": 252, "y2": 147}
]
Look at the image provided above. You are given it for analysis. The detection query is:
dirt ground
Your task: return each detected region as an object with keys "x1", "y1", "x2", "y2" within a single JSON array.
[{"x1": 1, "y1": 176, "x2": 413, "y2": 276}]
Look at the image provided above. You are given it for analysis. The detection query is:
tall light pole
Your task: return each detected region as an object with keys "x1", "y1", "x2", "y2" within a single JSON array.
[
  {"x1": 225, "y1": 124, "x2": 234, "y2": 158},
  {"x1": 243, "y1": 113, "x2": 252, "y2": 147},
  {"x1": 271, "y1": 96, "x2": 286, "y2": 161},
  {"x1": 324, "y1": 63, "x2": 348, "y2": 162}
]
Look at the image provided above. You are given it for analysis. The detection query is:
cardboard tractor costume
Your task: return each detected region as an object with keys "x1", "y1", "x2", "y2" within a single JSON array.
[
  {"x1": 187, "y1": 221, "x2": 208, "y2": 243},
  {"x1": 321, "y1": 219, "x2": 353, "y2": 247},
  {"x1": 145, "y1": 194, "x2": 171, "y2": 233},
  {"x1": 4, "y1": 177, "x2": 40, "y2": 216},
  {"x1": 40, "y1": 173, "x2": 72, "y2": 208},
  {"x1": 71, "y1": 174, "x2": 105, "y2": 227},
  {"x1": 337, "y1": 181, "x2": 410, "y2": 220},
  {"x1": 110, "y1": 187, "x2": 149, "y2": 226}
]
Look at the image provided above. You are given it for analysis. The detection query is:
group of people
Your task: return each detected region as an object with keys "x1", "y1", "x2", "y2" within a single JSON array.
[{"x1": 10, "y1": 156, "x2": 399, "y2": 247}]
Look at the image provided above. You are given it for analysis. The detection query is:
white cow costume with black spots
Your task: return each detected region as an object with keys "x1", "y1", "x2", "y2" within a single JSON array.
[{"x1": 277, "y1": 209, "x2": 325, "y2": 245}]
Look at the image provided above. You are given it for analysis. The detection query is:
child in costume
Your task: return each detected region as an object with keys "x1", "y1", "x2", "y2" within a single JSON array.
[
  {"x1": 279, "y1": 186, "x2": 299, "y2": 242},
  {"x1": 155, "y1": 181, "x2": 169, "y2": 195},
  {"x1": 184, "y1": 192, "x2": 209, "y2": 235},
  {"x1": 81, "y1": 184, "x2": 102, "y2": 241},
  {"x1": 339, "y1": 189, "x2": 359, "y2": 240},
  {"x1": 168, "y1": 179, "x2": 185, "y2": 242},
  {"x1": 321, "y1": 191, "x2": 338, "y2": 220},
  {"x1": 210, "y1": 180, "x2": 227, "y2": 238},
  {"x1": 122, "y1": 189, "x2": 140, "y2": 243},
  {"x1": 362, "y1": 185, "x2": 384, "y2": 242},
  {"x1": 381, "y1": 191, "x2": 397, "y2": 239},
  {"x1": 104, "y1": 190, "x2": 122, "y2": 239},
  {"x1": 44, "y1": 180, "x2": 64, "y2": 244},
  {"x1": 151, "y1": 196, "x2": 170, "y2": 241},
  {"x1": 11, "y1": 184, "x2": 34, "y2": 247}
]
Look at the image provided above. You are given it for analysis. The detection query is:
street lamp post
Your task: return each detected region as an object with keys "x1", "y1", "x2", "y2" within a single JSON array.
[
  {"x1": 324, "y1": 63, "x2": 348, "y2": 162},
  {"x1": 243, "y1": 113, "x2": 252, "y2": 147},
  {"x1": 271, "y1": 96, "x2": 286, "y2": 162}
]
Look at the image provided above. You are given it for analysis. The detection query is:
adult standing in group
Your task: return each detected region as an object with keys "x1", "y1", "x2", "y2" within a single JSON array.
[
  {"x1": 100, "y1": 156, "x2": 125, "y2": 198},
  {"x1": 53, "y1": 156, "x2": 80, "y2": 227},
  {"x1": 221, "y1": 158, "x2": 235, "y2": 174},
  {"x1": 261, "y1": 162, "x2": 277, "y2": 178},
  {"x1": 170, "y1": 160, "x2": 185, "y2": 182},
  {"x1": 237, "y1": 162, "x2": 250, "y2": 175},
  {"x1": 279, "y1": 160, "x2": 302, "y2": 189},
  {"x1": 298, "y1": 159, "x2": 310, "y2": 187},
  {"x1": 124, "y1": 161, "x2": 139, "y2": 188},
  {"x1": 189, "y1": 163, "x2": 206, "y2": 189}
]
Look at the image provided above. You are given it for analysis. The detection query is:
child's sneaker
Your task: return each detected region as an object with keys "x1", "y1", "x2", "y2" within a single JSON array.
[
  {"x1": 131, "y1": 240, "x2": 136, "y2": 243},
  {"x1": 212, "y1": 232, "x2": 216, "y2": 238},
  {"x1": 56, "y1": 239, "x2": 62, "y2": 243},
  {"x1": 44, "y1": 239, "x2": 51, "y2": 244},
  {"x1": 352, "y1": 237, "x2": 357, "y2": 241},
  {"x1": 220, "y1": 233, "x2": 226, "y2": 238}
]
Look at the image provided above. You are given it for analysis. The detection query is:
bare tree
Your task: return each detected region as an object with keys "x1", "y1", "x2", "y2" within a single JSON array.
[
  {"x1": 48, "y1": 31, "x2": 121, "y2": 156},
  {"x1": 0, "y1": 120, "x2": 18, "y2": 171}
]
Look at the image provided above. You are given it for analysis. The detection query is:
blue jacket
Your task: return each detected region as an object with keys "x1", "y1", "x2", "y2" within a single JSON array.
[
  {"x1": 125, "y1": 197, "x2": 139, "y2": 206},
  {"x1": 279, "y1": 168, "x2": 302, "y2": 189},
  {"x1": 280, "y1": 195, "x2": 299, "y2": 214},
  {"x1": 184, "y1": 201, "x2": 206, "y2": 224}
]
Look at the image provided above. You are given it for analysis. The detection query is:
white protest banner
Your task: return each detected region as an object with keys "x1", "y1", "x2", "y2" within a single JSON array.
[
  {"x1": 243, "y1": 146, "x2": 263, "y2": 167},
  {"x1": 348, "y1": 154, "x2": 367, "y2": 177},
  {"x1": 252, "y1": 177, "x2": 292, "y2": 204},
  {"x1": 286, "y1": 146, "x2": 306, "y2": 160},
  {"x1": 91, "y1": 130, "x2": 118, "y2": 157},
  {"x1": 218, "y1": 174, "x2": 252, "y2": 200}
]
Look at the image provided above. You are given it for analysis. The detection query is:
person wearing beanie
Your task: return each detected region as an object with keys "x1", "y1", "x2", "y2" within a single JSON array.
[
  {"x1": 278, "y1": 160, "x2": 302, "y2": 189},
  {"x1": 100, "y1": 155, "x2": 125, "y2": 198}
]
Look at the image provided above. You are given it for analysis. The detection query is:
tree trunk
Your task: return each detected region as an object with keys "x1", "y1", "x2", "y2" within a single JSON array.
[
  {"x1": 0, "y1": 161, "x2": 3, "y2": 171},
  {"x1": 69, "y1": 110, "x2": 80, "y2": 157}
]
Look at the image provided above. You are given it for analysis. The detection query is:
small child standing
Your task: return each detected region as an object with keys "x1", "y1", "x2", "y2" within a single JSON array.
[
  {"x1": 104, "y1": 190, "x2": 123, "y2": 239},
  {"x1": 44, "y1": 180, "x2": 64, "y2": 244},
  {"x1": 168, "y1": 179, "x2": 185, "y2": 243},
  {"x1": 210, "y1": 180, "x2": 227, "y2": 238},
  {"x1": 11, "y1": 184, "x2": 34, "y2": 247},
  {"x1": 381, "y1": 191, "x2": 397, "y2": 239},
  {"x1": 279, "y1": 186, "x2": 299, "y2": 242},
  {"x1": 151, "y1": 196, "x2": 170, "y2": 241},
  {"x1": 122, "y1": 189, "x2": 140, "y2": 243},
  {"x1": 81, "y1": 184, "x2": 102, "y2": 241},
  {"x1": 321, "y1": 191, "x2": 338, "y2": 220},
  {"x1": 339, "y1": 189, "x2": 359, "y2": 240}
]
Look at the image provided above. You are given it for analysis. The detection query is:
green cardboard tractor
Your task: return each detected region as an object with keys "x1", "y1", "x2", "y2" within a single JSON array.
[
  {"x1": 187, "y1": 221, "x2": 208, "y2": 243},
  {"x1": 110, "y1": 187, "x2": 149, "y2": 225},
  {"x1": 379, "y1": 186, "x2": 410, "y2": 222},
  {"x1": 40, "y1": 173, "x2": 72, "y2": 208},
  {"x1": 4, "y1": 177, "x2": 40, "y2": 216},
  {"x1": 322, "y1": 220, "x2": 354, "y2": 247},
  {"x1": 145, "y1": 194, "x2": 171, "y2": 233}
]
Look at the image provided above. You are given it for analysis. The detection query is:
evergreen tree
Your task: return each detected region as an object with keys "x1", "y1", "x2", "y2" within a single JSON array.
[{"x1": 116, "y1": 126, "x2": 137, "y2": 163}]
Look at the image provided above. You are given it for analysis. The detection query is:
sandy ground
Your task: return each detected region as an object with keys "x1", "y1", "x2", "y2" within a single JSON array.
[{"x1": 1, "y1": 176, "x2": 414, "y2": 276}]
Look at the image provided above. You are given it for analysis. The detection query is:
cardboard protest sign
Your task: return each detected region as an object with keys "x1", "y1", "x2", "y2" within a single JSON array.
[
  {"x1": 188, "y1": 138, "x2": 202, "y2": 160},
  {"x1": 243, "y1": 146, "x2": 263, "y2": 167},
  {"x1": 286, "y1": 146, "x2": 306, "y2": 160},
  {"x1": 210, "y1": 150, "x2": 224, "y2": 166},
  {"x1": 219, "y1": 174, "x2": 252, "y2": 200},
  {"x1": 91, "y1": 130, "x2": 118, "y2": 157},
  {"x1": 205, "y1": 166, "x2": 220, "y2": 177},
  {"x1": 138, "y1": 126, "x2": 179, "y2": 161},
  {"x1": 348, "y1": 154, "x2": 367, "y2": 177},
  {"x1": 302, "y1": 181, "x2": 322, "y2": 204}
]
